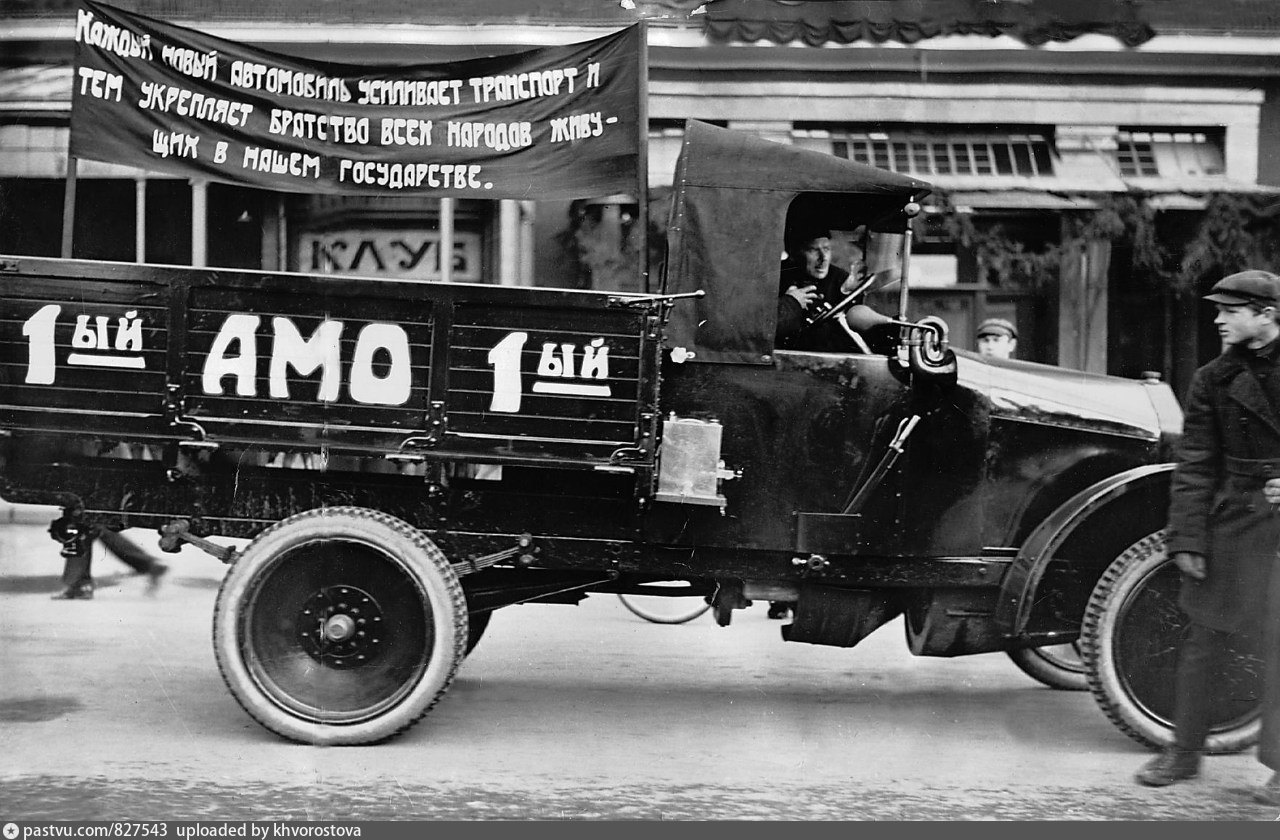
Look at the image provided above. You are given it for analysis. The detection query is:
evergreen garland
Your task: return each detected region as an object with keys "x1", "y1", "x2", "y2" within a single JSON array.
[
  {"x1": 927, "y1": 190, "x2": 1280, "y2": 295},
  {"x1": 1178, "y1": 193, "x2": 1280, "y2": 293}
]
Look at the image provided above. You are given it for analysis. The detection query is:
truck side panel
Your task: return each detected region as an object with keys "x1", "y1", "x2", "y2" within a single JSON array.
[
  {"x1": 1, "y1": 273, "x2": 171, "y2": 439},
  {"x1": 445, "y1": 303, "x2": 647, "y2": 449},
  {"x1": 183, "y1": 285, "x2": 436, "y2": 449},
  {"x1": 0, "y1": 256, "x2": 660, "y2": 529}
]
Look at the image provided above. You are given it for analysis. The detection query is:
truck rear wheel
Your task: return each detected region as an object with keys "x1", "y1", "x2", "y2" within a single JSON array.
[
  {"x1": 1081, "y1": 529, "x2": 1261, "y2": 753},
  {"x1": 213, "y1": 506, "x2": 467, "y2": 745},
  {"x1": 1006, "y1": 642, "x2": 1088, "y2": 691}
]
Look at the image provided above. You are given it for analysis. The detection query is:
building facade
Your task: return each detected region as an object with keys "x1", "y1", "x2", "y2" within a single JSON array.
[{"x1": 3, "y1": 0, "x2": 1280, "y2": 394}]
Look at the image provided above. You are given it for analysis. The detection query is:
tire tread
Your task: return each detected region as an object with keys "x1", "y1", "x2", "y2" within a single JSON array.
[
  {"x1": 1081, "y1": 529, "x2": 1259, "y2": 754},
  {"x1": 212, "y1": 505, "x2": 467, "y2": 745}
]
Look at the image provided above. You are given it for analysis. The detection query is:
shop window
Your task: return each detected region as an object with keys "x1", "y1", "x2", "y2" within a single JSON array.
[
  {"x1": 145, "y1": 180, "x2": 191, "y2": 265},
  {"x1": 74, "y1": 180, "x2": 137, "y2": 261},
  {"x1": 0, "y1": 178, "x2": 63, "y2": 256},
  {"x1": 1116, "y1": 129, "x2": 1224, "y2": 179},
  {"x1": 798, "y1": 124, "x2": 1056, "y2": 178},
  {"x1": 1116, "y1": 133, "x2": 1157, "y2": 177},
  {"x1": 0, "y1": 177, "x2": 195, "y2": 263},
  {"x1": 208, "y1": 183, "x2": 269, "y2": 270},
  {"x1": 0, "y1": 179, "x2": 136, "y2": 260}
]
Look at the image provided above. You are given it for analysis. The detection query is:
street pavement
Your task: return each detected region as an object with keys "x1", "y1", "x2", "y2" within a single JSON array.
[{"x1": 0, "y1": 504, "x2": 1277, "y2": 821}]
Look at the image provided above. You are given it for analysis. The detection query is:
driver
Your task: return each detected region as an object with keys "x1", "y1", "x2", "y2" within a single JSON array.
[{"x1": 776, "y1": 224, "x2": 894, "y2": 352}]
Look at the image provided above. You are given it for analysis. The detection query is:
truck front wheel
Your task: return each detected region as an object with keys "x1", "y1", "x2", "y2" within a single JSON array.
[
  {"x1": 1081, "y1": 529, "x2": 1261, "y2": 753},
  {"x1": 1006, "y1": 642, "x2": 1088, "y2": 691},
  {"x1": 213, "y1": 506, "x2": 467, "y2": 745}
]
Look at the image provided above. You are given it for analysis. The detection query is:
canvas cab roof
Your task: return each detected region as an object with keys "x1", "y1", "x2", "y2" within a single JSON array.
[{"x1": 662, "y1": 120, "x2": 931, "y2": 365}]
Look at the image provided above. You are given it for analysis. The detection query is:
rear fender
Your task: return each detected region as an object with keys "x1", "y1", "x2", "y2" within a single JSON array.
[{"x1": 993, "y1": 463, "x2": 1174, "y2": 637}]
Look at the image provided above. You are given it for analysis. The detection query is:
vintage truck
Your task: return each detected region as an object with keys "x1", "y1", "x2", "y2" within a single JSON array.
[{"x1": 0, "y1": 120, "x2": 1260, "y2": 749}]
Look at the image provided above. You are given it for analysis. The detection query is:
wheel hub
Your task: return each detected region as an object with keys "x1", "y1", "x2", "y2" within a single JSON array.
[
  {"x1": 297, "y1": 585, "x2": 384, "y2": 668},
  {"x1": 323, "y1": 614, "x2": 357, "y2": 642}
]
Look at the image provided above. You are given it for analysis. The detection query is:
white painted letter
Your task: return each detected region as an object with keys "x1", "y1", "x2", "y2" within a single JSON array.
[
  {"x1": 72, "y1": 314, "x2": 97, "y2": 349},
  {"x1": 269, "y1": 317, "x2": 343, "y2": 401},
  {"x1": 536, "y1": 342, "x2": 564, "y2": 377},
  {"x1": 349, "y1": 323, "x2": 411, "y2": 405},
  {"x1": 202, "y1": 313, "x2": 260, "y2": 396},
  {"x1": 22, "y1": 304, "x2": 60, "y2": 385},
  {"x1": 580, "y1": 337, "x2": 609, "y2": 380},
  {"x1": 487, "y1": 331, "x2": 527, "y2": 413},
  {"x1": 115, "y1": 309, "x2": 143, "y2": 352}
]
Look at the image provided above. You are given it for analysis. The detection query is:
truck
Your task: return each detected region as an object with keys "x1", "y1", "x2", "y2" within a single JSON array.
[{"x1": 0, "y1": 120, "x2": 1260, "y2": 749}]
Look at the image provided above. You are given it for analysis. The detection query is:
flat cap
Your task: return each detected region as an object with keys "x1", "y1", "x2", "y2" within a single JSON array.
[
  {"x1": 784, "y1": 221, "x2": 833, "y2": 252},
  {"x1": 1203, "y1": 270, "x2": 1280, "y2": 307},
  {"x1": 976, "y1": 317, "x2": 1017, "y2": 340}
]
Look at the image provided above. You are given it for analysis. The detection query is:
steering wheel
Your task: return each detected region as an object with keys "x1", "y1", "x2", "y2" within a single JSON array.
[
  {"x1": 803, "y1": 269, "x2": 887, "y2": 331},
  {"x1": 805, "y1": 285, "x2": 864, "y2": 328},
  {"x1": 791, "y1": 288, "x2": 873, "y2": 354},
  {"x1": 797, "y1": 272, "x2": 886, "y2": 354}
]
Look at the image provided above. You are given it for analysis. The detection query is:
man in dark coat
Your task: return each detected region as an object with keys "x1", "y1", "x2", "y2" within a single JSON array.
[
  {"x1": 1136, "y1": 269, "x2": 1280, "y2": 806},
  {"x1": 775, "y1": 224, "x2": 893, "y2": 353}
]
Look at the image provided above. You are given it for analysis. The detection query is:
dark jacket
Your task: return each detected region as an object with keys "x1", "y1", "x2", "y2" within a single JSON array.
[
  {"x1": 776, "y1": 263, "x2": 862, "y2": 352},
  {"x1": 1166, "y1": 342, "x2": 1280, "y2": 632}
]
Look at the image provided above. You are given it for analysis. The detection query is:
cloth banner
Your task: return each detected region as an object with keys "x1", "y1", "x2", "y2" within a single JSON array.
[{"x1": 69, "y1": 0, "x2": 643, "y2": 199}]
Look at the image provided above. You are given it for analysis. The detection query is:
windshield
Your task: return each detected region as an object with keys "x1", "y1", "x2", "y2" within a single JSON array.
[
  {"x1": 864, "y1": 229, "x2": 909, "y2": 320},
  {"x1": 824, "y1": 227, "x2": 910, "y2": 317},
  {"x1": 864, "y1": 229, "x2": 909, "y2": 294}
]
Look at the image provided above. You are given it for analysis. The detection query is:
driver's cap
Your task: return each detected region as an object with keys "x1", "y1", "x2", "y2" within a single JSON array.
[
  {"x1": 785, "y1": 221, "x2": 832, "y2": 255},
  {"x1": 976, "y1": 318, "x2": 1017, "y2": 340},
  {"x1": 1204, "y1": 270, "x2": 1280, "y2": 307}
]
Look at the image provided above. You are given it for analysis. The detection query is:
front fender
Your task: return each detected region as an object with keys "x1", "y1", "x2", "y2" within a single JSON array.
[{"x1": 993, "y1": 463, "x2": 1175, "y2": 637}]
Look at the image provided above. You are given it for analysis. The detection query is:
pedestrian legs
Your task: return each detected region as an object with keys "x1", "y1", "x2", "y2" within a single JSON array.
[
  {"x1": 50, "y1": 515, "x2": 168, "y2": 600},
  {"x1": 1258, "y1": 560, "x2": 1280, "y2": 772},
  {"x1": 1171, "y1": 622, "x2": 1233, "y2": 752},
  {"x1": 98, "y1": 527, "x2": 163, "y2": 576},
  {"x1": 1254, "y1": 560, "x2": 1280, "y2": 803},
  {"x1": 96, "y1": 526, "x2": 169, "y2": 594},
  {"x1": 1136, "y1": 622, "x2": 1238, "y2": 786},
  {"x1": 1140, "y1": 614, "x2": 1280, "y2": 795},
  {"x1": 53, "y1": 529, "x2": 94, "y2": 599},
  {"x1": 50, "y1": 509, "x2": 95, "y2": 600}
]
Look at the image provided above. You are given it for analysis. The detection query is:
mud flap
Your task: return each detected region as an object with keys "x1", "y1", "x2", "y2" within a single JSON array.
[
  {"x1": 781, "y1": 584, "x2": 902, "y2": 648},
  {"x1": 904, "y1": 588, "x2": 1003, "y2": 657}
]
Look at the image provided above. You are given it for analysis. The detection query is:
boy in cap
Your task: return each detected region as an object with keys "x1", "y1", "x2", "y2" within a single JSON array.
[
  {"x1": 975, "y1": 318, "x2": 1018, "y2": 360},
  {"x1": 1137, "y1": 269, "x2": 1280, "y2": 806}
]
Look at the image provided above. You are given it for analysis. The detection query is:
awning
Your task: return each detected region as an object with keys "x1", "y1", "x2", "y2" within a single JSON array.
[
  {"x1": 1143, "y1": 193, "x2": 1209, "y2": 211},
  {"x1": 1121, "y1": 176, "x2": 1280, "y2": 195},
  {"x1": 934, "y1": 183, "x2": 1280, "y2": 213},
  {"x1": 0, "y1": 0, "x2": 670, "y2": 25},
  {"x1": 702, "y1": 0, "x2": 1158, "y2": 48},
  {"x1": 942, "y1": 191, "x2": 1101, "y2": 212},
  {"x1": 0, "y1": 64, "x2": 70, "y2": 114}
]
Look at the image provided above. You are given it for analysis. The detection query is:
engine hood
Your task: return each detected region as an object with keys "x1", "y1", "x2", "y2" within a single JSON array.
[{"x1": 954, "y1": 350, "x2": 1183, "y2": 441}]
